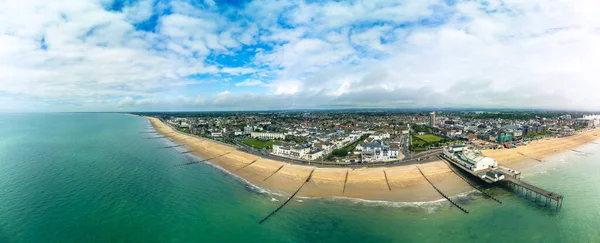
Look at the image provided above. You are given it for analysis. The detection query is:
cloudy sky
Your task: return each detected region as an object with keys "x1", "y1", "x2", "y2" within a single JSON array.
[{"x1": 1, "y1": 0, "x2": 599, "y2": 111}]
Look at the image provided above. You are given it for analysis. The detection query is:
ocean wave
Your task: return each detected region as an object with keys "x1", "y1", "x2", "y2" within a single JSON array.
[{"x1": 295, "y1": 189, "x2": 481, "y2": 212}]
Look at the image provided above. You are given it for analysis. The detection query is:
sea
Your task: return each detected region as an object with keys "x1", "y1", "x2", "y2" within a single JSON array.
[{"x1": 0, "y1": 113, "x2": 599, "y2": 242}]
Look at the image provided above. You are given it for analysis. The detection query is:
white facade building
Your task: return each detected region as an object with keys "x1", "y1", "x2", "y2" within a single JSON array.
[
  {"x1": 251, "y1": 132, "x2": 285, "y2": 140},
  {"x1": 272, "y1": 144, "x2": 323, "y2": 161},
  {"x1": 243, "y1": 126, "x2": 254, "y2": 135},
  {"x1": 358, "y1": 141, "x2": 399, "y2": 162},
  {"x1": 443, "y1": 146, "x2": 498, "y2": 171}
]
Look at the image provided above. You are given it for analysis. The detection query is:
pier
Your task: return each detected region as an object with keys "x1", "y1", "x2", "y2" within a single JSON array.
[
  {"x1": 502, "y1": 177, "x2": 563, "y2": 208},
  {"x1": 439, "y1": 153, "x2": 563, "y2": 209},
  {"x1": 440, "y1": 157, "x2": 502, "y2": 204}
]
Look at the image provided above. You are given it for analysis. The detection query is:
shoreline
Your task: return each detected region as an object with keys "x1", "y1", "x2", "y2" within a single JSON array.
[{"x1": 145, "y1": 116, "x2": 600, "y2": 203}]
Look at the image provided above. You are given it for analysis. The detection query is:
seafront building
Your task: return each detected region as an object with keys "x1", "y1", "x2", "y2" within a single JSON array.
[
  {"x1": 272, "y1": 144, "x2": 324, "y2": 161},
  {"x1": 160, "y1": 111, "x2": 600, "y2": 162},
  {"x1": 442, "y1": 145, "x2": 498, "y2": 171},
  {"x1": 250, "y1": 132, "x2": 285, "y2": 140},
  {"x1": 355, "y1": 141, "x2": 399, "y2": 162}
]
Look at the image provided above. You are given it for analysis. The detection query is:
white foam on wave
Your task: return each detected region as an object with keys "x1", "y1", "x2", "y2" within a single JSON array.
[
  {"x1": 182, "y1": 151, "x2": 485, "y2": 211},
  {"x1": 295, "y1": 189, "x2": 481, "y2": 213},
  {"x1": 157, "y1": 126, "x2": 485, "y2": 210}
]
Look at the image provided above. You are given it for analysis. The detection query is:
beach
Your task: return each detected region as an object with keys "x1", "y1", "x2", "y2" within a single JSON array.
[
  {"x1": 482, "y1": 129, "x2": 600, "y2": 170},
  {"x1": 147, "y1": 116, "x2": 600, "y2": 202}
]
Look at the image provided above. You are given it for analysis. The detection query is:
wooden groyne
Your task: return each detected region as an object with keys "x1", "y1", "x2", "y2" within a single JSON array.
[
  {"x1": 163, "y1": 144, "x2": 183, "y2": 149},
  {"x1": 236, "y1": 158, "x2": 261, "y2": 171},
  {"x1": 173, "y1": 152, "x2": 232, "y2": 167},
  {"x1": 342, "y1": 170, "x2": 349, "y2": 193},
  {"x1": 440, "y1": 157, "x2": 502, "y2": 204},
  {"x1": 263, "y1": 165, "x2": 285, "y2": 182},
  {"x1": 146, "y1": 136, "x2": 166, "y2": 139},
  {"x1": 518, "y1": 152, "x2": 543, "y2": 162},
  {"x1": 383, "y1": 169, "x2": 392, "y2": 191},
  {"x1": 417, "y1": 167, "x2": 469, "y2": 214},
  {"x1": 181, "y1": 150, "x2": 195, "y2": 154},
  {"x1": 259, "y1": 168, "x2": 315, "y2": 224}
]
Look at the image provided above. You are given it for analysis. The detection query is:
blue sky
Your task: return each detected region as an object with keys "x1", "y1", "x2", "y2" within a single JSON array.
[{"x1": 0, "y1": 0, "x2": 599, "y2": 111}]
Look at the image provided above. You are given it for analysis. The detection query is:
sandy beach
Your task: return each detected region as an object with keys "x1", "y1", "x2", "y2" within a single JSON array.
[
  {"x1": 146, "y1": 116, "x2": 600, "y2": 202},
  {"x1": 482, "y1": 129, "x2": 600, "y2": 170}
]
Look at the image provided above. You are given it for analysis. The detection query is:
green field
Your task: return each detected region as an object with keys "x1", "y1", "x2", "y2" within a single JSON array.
[
  {"x1": 410, "y1": 134, "x2": 450, "y2": 152},
  {"x1": 241, "y1": 139, "x2": 278, "y2": 149},
  {"x1": 415, "y1": 134, "x2": 444, "y2": 143}
]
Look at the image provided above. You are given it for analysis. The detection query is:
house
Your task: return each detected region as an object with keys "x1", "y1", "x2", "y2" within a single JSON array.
[{"x1": 359, "y1": 141, "x2": 399, "y2": 162}]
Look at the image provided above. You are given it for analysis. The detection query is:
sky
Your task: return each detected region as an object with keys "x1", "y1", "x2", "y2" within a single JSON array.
[{"x1": 1, "y1": 0, "x2": 599, "y2": 112}]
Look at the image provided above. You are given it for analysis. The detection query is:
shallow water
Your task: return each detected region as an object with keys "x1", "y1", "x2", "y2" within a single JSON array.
[{"x1": 0, "y1": 113, "x2": 599, "y2": 242}]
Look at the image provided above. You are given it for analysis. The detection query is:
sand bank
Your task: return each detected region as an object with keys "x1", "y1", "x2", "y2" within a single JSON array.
[{"x1": 146, "y1": 116, "x2": 599, "y2": 202}]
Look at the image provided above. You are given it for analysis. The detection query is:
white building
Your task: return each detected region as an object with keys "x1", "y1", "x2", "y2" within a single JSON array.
[
  {"x1": 272, "y1": 144, "x2": 292, "y2": 156},
  {"x1": 251, "y1": 132, "x2": 285, "y2": 140},
  {"x1": 211, "y1": 132, "x2": 223, "y2": 137},
  {"x1": 243, "y1": 125, "x2": 254, "y2": 135},
  {"x1": 272, "y1": 144, "x2": 323, "y2": 161},
  {"x1": 304, "y1": 150, "x2": 324, "y2": 161},
  {"x1": 443, "y1": 146, "x2": 498, "y2": 171},
  {"x1": 358, "y1": 141, "x2": 399, "y2": 162}
]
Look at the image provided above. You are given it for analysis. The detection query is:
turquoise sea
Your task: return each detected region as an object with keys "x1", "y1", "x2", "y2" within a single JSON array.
[{"x1": 1, "y1": 113, "x2": 599, "y2": 242}]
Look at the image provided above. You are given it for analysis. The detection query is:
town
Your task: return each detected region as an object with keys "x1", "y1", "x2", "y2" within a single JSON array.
[{"x1": 137, "y1": 110, "x2": 600, "y2": 164}]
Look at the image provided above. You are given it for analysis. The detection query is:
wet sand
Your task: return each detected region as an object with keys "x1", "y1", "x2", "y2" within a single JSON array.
[{"x1": 146, "y1": 116, "x2": 599, "y2": 202}]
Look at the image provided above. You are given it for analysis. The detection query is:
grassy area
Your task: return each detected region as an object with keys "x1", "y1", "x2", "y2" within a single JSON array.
[
  {"x1": 241, "y1": 139, "x2": 279, "y2": 149},
  {"x1": 416, "y1": 134, "x2": 444, "y2": 143},
  {"x1": 176, "y1": 127, "x2": 190, "y2": 134},
  {"x1": 410, "y1": 133, "x2": 451, "y2": 152}
]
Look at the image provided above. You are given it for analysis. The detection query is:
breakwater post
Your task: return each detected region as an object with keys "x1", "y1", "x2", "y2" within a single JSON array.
[
  {"x1": 263, "y1": 165, "x2": 285, "y2": 182},
  {"x1": 173, "y1": 152, "x2": 232, "y2": 167},
  {"x1": 342, "y1": 170, "x2": 349, "y2": 194},
  {"x1": 417, "y1": 166, "x2": 469, "y2": 214},
  {"x1": 259, "y1": 168, "x2": 315, "y2": 224},
  {"x1": 383, "y1": 169, "x2": 392, "y2": 191},
  {"x1": 236, "y1": 158, "x2": 261, "y2": 171}
]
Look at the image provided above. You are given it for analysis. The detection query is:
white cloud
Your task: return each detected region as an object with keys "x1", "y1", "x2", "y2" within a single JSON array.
[
  {"x1": 118, "y1": 96, "x2": 135, "y2": 107},
  {"x1": 235, "y1": 79, "x2": 264, "y2": 86},
  {"x1": 1, "y1": 0, "x2": 600, "y2": 111}
]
